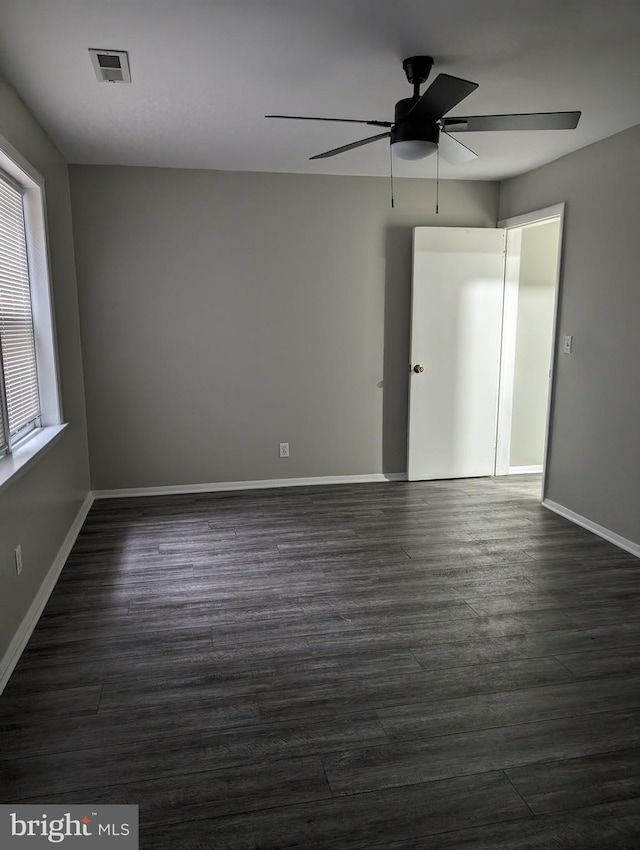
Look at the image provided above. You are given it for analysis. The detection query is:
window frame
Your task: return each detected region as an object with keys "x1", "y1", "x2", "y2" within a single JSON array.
[{"x1": 0, "y1": 134, "x2": 65, "y2": 490}]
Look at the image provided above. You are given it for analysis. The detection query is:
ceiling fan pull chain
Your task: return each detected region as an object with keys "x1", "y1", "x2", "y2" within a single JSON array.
[
  {"x1": 435, "y1": 143, "x2": 440, "y2": 215},
  {"x1": 389, "y1": 141, "x2": 395, "y2": 209}
]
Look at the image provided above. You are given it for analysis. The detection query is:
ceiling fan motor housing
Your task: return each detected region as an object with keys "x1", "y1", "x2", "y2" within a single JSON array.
[{"x1": 391, "y1": 98, "x2": 439, "y2": 145}]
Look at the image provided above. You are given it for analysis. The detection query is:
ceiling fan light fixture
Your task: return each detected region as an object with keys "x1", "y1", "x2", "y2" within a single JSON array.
[{"x1": 391, "y1": 139, "x2": 438, "y2": 160}]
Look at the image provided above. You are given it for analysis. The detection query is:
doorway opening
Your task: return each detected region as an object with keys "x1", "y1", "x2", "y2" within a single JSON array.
[
  {"x1": 495, "y1": 205, "x2": 564, "y2": 498},
  {"x1": 407, "y1": 204, "x2": 565, "y2": 501}
]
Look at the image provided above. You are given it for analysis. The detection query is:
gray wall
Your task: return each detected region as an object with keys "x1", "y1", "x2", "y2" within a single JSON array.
[
  {"x1": 510, "y1": 221, "x2": 559, "y2": 468},
  {"x1": 500, "y1": 124, "x2": 640, "y2": 544},
  {"x1": 69, "y1": 166, "x2": 498, "y2": 490},
  {"x1": 0, "y1": 76, "x2": 90, "y2": 661}
]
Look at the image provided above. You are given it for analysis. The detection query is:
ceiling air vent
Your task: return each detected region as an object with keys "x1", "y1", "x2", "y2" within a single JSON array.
[{"x1": 89, "y1": 49, "x2": 131, "y2": 83}]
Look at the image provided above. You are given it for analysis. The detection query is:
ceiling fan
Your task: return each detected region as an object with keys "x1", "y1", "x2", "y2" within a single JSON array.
[{"x1": 266, "y1": 56, "x2": 581, "y2": 164}]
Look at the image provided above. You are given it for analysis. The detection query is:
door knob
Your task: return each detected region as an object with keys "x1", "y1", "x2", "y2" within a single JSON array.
[{"x1": 413, "y1": 364, "x2": 425, "y2": 373}]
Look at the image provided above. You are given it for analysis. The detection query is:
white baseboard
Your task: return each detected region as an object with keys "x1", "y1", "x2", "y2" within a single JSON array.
[
  {"x1": 93, "y1": 472, "x2": 407, "y2": 499},
  {"x1": 0, "y1": 491, "x2": 94, "y2": 695},
  {"x1": 543, "y1": 498, "x2": 640, "y2": 559},
  {"x1": 509, "y1": 465, "x2": 543, "y2": 474}
]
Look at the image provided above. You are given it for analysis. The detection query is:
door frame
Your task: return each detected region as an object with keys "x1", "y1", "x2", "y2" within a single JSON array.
[{"x1": 495, "y1": 203, "x2": 566, "y2": 501}]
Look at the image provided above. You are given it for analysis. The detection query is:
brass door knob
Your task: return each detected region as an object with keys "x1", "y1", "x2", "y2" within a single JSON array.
[{"x1": 413, "y1": 364, "x2": 425, "y2": 373}]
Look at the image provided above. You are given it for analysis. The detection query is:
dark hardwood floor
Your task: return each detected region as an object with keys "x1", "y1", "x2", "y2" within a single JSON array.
[{"x1": 2, "y1": 474, "x2": 640, "y2": 848}]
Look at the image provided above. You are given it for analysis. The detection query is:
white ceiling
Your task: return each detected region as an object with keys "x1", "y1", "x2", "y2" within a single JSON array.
[{"x1": 1, "y1": 0, "x2": 640, "y2": 181}]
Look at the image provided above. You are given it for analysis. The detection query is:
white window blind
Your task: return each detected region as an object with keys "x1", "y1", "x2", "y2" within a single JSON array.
[{"x1": 0, "y1": 170, "x2": 41, "y2": 455}]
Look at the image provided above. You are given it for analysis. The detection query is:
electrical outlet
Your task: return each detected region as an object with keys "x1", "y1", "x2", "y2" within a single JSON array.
[
  {"x1": 563, "y1": 335, "x2": 573, "y2": 354},
  {"x1": 279, "y1": 442, "x2": 290, "y2": 458},
  {"x1": 15, "y1": 545, "x2": 22, "y2": 576}
]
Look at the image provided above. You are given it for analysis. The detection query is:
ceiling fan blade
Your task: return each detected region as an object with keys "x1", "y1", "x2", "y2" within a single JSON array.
[
  {"x1": 438, "y1": 131, "x2": 478, "y2": 165},
  {"x1": 309, "y1": 132, "x2": 391, "y2": 160},
  {"x1": 443, "y1": 111, "x2": 581, "y2": 132},
  {"x1": 266, "y1": 114, "x2": 392, "y2": 128},
  {"x1": 407, "y1": 73, "x2": 478, "y2": 120}
]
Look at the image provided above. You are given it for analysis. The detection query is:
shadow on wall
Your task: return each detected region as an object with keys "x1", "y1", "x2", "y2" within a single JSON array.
[{"x1": 382, "y1": 226, "x2": 414, "y2": 475}]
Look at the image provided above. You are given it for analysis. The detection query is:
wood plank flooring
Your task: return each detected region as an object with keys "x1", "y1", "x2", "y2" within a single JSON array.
[{"x1": 2, "y1": 474, "x2": 640, "y2": 848}]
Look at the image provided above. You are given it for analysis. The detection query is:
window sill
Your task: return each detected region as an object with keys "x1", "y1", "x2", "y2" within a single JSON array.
[{"x1": 0, "y1": 424, "x2": 68, "y2": 494}]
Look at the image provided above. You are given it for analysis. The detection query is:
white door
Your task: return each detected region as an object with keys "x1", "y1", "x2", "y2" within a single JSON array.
[{"x1": 407, "y1": 227, "x2": 506, "y2": 481}]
